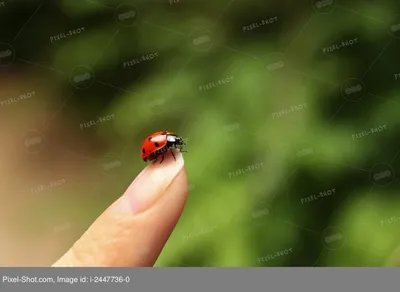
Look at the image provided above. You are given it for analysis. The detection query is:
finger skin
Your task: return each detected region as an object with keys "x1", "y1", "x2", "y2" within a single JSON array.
[{"x1": 52, "y1": 151, "x2": 188, "y2": 267}]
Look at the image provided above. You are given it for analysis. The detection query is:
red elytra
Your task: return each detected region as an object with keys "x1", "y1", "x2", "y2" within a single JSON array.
[{"x1": 141, "y1": 131, "x2": 186, "y2": 163}]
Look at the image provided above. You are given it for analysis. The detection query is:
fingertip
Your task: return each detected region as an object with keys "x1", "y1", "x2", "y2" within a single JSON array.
[{"x1": 115, "y1": 150, "x2": 185, "y2": 214}]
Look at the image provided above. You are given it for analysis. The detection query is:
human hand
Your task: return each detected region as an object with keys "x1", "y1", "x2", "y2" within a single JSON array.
[{"x1": 52, "y1": 151, "x2": 188, "y2": 267}]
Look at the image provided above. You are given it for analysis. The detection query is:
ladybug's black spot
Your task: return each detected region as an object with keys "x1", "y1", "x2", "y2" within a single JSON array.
[
  {"x1": 162, "y1": 131, "x2": 167, "y2": 134},
  {"x1": 142, "y1": 148, "x2": 145, "y2": 154},
  {"x1": 148, "y1": 137, "x2": 152, "y2": 142},
  {"x1": 154, "y1": 142, "x2": 159, "y2": 147}
]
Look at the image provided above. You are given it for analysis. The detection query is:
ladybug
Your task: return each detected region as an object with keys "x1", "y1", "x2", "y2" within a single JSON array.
[{"x1": 141, "y1": 131, "x2": 186, "y2": 163}]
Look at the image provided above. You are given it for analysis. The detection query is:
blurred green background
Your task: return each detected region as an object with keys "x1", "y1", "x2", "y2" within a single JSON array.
[{"x1": 1, "y1": 0, "x2": 400, "y2": 266}]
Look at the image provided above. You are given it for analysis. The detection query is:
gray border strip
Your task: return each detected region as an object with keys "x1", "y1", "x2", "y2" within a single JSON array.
[{"x1": 0, "y1": 268, "x2": 399, "y2": 292}]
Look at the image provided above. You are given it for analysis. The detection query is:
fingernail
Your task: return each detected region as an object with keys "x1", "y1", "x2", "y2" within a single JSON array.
[{"x1": 115, "y1": 151, "x2": 185, "y2": 214}]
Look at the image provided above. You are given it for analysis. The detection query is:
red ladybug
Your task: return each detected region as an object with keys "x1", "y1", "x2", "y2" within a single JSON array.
[{"x1": 141, "y1": 131, "x2": 186, "y2": 163}]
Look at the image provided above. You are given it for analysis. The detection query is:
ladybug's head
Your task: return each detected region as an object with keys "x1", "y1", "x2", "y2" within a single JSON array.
[{"x1": 166, "y1": 134, "x2": 185, "y2": 146}]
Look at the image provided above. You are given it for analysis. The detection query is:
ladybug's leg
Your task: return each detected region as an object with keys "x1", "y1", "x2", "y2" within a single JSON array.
[
  {"x1": 159, "y1": 154, "x2": 165, "y2": 164},
  {"x1": 151, "y1": 152, "x2": 158, "y2": 164},
  {"x1": 179, "y1": 147, "x2": 187, "y2": 153},
  {"x1": 170, "y1": 149, "x2": 176, "y2": 161}
]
